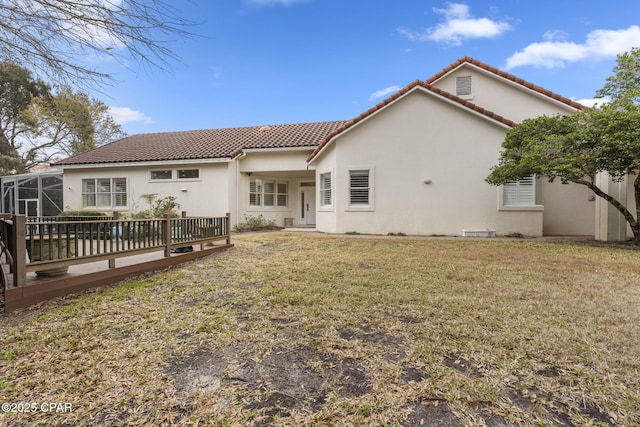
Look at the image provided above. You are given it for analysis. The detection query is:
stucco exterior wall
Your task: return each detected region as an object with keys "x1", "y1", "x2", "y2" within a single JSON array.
[
  {"x1": 626, "y1": 173, "x2": 637, "y2": 239},
  {"x1": 314, "y1": 89, "x2": 544, "y2": 236},
  {"x1": 62, "y1": 162, "x2": 231, "y2": 217},
  {"x1": 239, "y1": 150, "x2": 311, "y2": 173},
  {"x1": 541, "y1": 180, "x2": 595, "y2": 235},
  {"x1": 431, "y1": 65, "x2": 576, "y2": 123}
]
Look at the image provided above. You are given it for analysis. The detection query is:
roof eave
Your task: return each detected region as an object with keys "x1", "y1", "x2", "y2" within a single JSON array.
[{"x1": 56, "y1": 157, "x2": 232, "y2": 169}]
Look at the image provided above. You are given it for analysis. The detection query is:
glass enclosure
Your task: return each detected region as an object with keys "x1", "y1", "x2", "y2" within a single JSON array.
[{"x1": 1, "y1": 170, "x2": 63, "y2": 217}]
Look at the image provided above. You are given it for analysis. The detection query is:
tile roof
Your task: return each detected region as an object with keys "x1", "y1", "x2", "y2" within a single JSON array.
[
  {"x1": 56, "y1": 56, "x2": 583, "y2": 167},
  {"x1": 426, "y1": 56, "x2": 586, "y2": 110},
  {"x1": 55, "y1": 121, "x2": 349, "y2": 165}
]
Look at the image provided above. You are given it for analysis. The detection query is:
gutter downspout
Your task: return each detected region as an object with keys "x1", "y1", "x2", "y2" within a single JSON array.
[{"x1": 234, "y1": 152, "x2": 247, "y2": 227}]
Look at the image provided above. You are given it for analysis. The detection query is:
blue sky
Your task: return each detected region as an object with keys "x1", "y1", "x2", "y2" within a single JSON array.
[{"x1": 97, "y1": 0, "x2": 640, "y2": 136}]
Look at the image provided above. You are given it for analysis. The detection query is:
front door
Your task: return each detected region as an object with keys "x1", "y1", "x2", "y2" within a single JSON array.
[{"x1": 299, "y1": 184, "x2": 316, "y2": 226}]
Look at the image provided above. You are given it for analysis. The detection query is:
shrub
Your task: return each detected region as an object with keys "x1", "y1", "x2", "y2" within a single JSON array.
[
  {"x1": 233, "y1": 214, "x2": 277, "y2": 232},
  {"x1": 505, "y1": 232, "x2": 525, "y2": 238},
  {"x1": 134, "y1": 194, "x2": 181, "y2": 218}
]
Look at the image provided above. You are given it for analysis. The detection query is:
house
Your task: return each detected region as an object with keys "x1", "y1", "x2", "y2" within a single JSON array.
[{"x1": 54, "y1": 57, "x2": 634, "y2": 240}]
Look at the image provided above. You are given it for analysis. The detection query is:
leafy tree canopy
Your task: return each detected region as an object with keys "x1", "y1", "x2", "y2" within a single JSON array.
[
  {"x1": 487, "y1": 48, "x2": 640, "y2": 243},
  {"x1": 0, "y1": 62, "x2": 125, "y2": 174}
]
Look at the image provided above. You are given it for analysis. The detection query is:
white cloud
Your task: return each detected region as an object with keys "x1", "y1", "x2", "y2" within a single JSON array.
[
  {"x1": 247, "y1": 0, "x2": 308, "y2": 6},
  {"x1": 109, "y1": 107, "x2": 154, "y2": 125},
  {"x1": 398, "y1": 3, "x2": 511, "y2": 46},
  {"x1": 505, "y1": 25, "x2": 640, "y2": 69},
  {"x1": 369, "y1": 86, "x2": 401, "y2": 102},
  {"x1": 573, "y1": 96, "x2": 610, "y2": 108}
]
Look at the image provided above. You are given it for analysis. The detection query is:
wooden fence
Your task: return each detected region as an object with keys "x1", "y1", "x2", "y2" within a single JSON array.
[{"x1": 0, "y1": 213, "x2": 232, "y2": 312}]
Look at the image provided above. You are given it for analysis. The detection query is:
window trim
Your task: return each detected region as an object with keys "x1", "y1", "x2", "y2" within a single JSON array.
[
  {"x1": 82, "y1": 177, "x2": 128, "y2": 209},
  {"x1": 346, "y1": 166, "x2": 374, "y2": 211}
]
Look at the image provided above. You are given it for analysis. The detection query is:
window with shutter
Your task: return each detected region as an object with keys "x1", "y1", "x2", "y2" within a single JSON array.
[
  {"x1": 249, "y1": 178, "x2": 288, "y2": 208},
  {"x1": 82, "y1": 178, "x2": 127, "y2": 208},
  {"x1": 249, "y1": 179, "x2": 262, "y2": 207},
  {"x1": 349, "y1": 170, "x2": 370, "y2": 206},
  {"x1": 276, "y1": 182, "x2": 288, "y2": 207},
  {"x1": 503, "y1": 176, "x2": 536, "y2": 206},
  {"x1": 263, "y1": 181, "x2": 275, "y2": 207},
  {"x1": 320, "y1": 172, "x2": 332, "y2": 207}
]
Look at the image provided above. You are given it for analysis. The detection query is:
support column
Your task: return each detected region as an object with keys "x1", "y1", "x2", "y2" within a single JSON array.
[{"x1": 595, "y1": 173, "x2": 628, "y2": 241}]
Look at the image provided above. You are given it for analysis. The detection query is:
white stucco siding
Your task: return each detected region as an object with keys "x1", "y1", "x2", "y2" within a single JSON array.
[
  {"x1": 431, "y1": 66, "x2": 576, "y2": 123},
  {"x1": 61, "y1": 162, "x2": 231, "y2": 217},
  {"x1": 239, "y1": 150, "x2": 311, "y2": 173},
  {"x1": 318, "y1": 89, "x2": 542, "y2": 236},
  {"x1": 314, "y1": 145, "x2": 338, "y2": 233},
  {"x1": 625, "y1": 173, "x2": 637, "y2": 239},
  {"x1": 541, "y1": 180, "x2": 595, "y2": 235}
]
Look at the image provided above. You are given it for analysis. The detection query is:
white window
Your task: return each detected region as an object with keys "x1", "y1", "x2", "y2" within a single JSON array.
[
  {"x1": 82, "y1": 178, "x2": 127, "y2": 208},
  {"x1": 320, "y1": 172, "x2": 332, "y2": 207},
  {"x1": 503, "y1": 176, "x2": 536, "y2": 206},
  {"x1": 456, "y1": 76, "x2": 472, "y2": 97},
  {"x1": 150, "y1": 170, "x2": 172, "y2": 180},
  {"x1": 249, "y1": 178, "x2": 288, "y2": 208},
  {"x1": 249, "y1": 179, "x2": 262, "y2": 207},
  {"x1": 178, "y1": 169, "x2": 199, "y2": 179},
  {"x1": 349, "y1": 170, "x2": 370, "y2": 206}
]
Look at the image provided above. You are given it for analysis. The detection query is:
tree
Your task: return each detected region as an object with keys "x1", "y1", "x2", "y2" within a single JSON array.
[
  {"x1": 0, "y1": 62, "x2": 125, "y2": 174},
  {"x1": 0, "y1": 0, "x2": 195, "y2": 87},
  {"x1": 487, "y1": 48, "x2": 640, "y2": 244},
  {"x1": 0, "y1": 62, "x2": 49, "y2": 173}
]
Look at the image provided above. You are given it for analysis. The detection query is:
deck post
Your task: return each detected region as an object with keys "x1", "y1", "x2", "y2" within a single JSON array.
[
  {"x1": 11, "y1": 215, "x2": 27, "y2": 287},
  {"x1": 164, "y1": 214, "x2": 171, "y2": 258},
  {"x1": 226, "y1": 213, "x2": 231, "y2": 245},
  {"x1": 109, "y1": 211, "x2": 120, "y2": 268}
]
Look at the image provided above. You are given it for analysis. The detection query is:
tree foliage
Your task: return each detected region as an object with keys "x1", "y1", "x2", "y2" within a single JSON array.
[
  {"x1": 0, "y1": 62, "x2": 125, "y2": 174},
  {"x1": 0, "y1": 0, "x2": 195, "y2": 87},
  {"x1": 487, "y1": 48, "x2": 640, "y2": 243}
]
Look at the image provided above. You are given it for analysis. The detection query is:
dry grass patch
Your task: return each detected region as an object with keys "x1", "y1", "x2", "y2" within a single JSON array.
[{"x1": 1, "y1": 232, "x2": 639, "y2": 426}]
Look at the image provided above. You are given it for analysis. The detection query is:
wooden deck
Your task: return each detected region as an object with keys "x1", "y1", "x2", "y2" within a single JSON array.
[
  {"x1": 1, "y1": 213, "x2": 234, "y2": 312},
  {"x1": 4, "y1": 242, "x2": 233, "y2": 312}
]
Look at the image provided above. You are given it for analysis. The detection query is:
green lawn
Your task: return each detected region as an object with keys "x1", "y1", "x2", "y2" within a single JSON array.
[{"x1": 1, "y1": 233, "x2": 639, "y2": 426}]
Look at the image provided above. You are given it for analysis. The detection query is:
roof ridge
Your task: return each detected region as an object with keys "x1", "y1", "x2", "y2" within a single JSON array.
[
  {"x1": 306, "y1": 77, "x2": 517, "y2": 162},
  {"x1": 426, "y1": 56, "x2": 585, "y2": 110},
  {"x1": 121, "y1": 120, "x2": 349, "y2": 138}
]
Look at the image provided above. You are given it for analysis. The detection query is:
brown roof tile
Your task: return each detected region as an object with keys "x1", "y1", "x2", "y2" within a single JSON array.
[
  {"x1": 425, "y1": 56, "x2": 586, "y2": 110},
  {"x1": 55, "y1": 121, "x2": 349, "y2": 166}
]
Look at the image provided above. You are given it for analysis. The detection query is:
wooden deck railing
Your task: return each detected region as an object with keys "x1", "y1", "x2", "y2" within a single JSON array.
[{"x1": 0, "y1": 213, "x2": 231, "y2": 288}]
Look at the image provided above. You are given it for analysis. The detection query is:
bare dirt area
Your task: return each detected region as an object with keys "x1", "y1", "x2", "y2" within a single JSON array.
[{"x1": 1, "y1": 232, "x2": 639, "y2": 426}]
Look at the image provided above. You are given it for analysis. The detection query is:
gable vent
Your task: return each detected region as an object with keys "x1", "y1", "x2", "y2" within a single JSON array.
[{"x1": 456, "y1": 76, "x2": 472, "y2": 96}]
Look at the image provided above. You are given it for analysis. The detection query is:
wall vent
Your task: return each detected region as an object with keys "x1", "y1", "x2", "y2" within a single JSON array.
[{"x1": 462, "y1": 229, "x2": 496, "y2": 238}]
